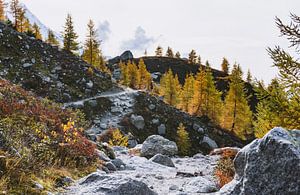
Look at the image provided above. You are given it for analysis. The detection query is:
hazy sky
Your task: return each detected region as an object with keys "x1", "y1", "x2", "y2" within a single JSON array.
[{"x1": 20, "y1": 0, "x2": 300, "y2": 83}]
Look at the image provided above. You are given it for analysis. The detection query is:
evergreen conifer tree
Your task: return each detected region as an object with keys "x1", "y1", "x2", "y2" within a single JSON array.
[
  {"x1": 32, "y1": 23, "x2": 42, "y2": 40},
  {"x1": 46, "y1": 29, "x2": 59, "y2": 46},
  {"x1": 166, "y1": 47, "x2": 174, "y2": 58},
  {"x1": 159, "y1": 69, "x2": 182, "y2": 106},
  {"x1": 127, "y1": 61, "x2": 139, "y2": 88},
  {"x1": 188, "y1": 49, "x2": 197, "y2": 64},
  {"x1": 254, "y1": 79, "x2": 288, "y2": 138},
  {"x1": 137, "y1": 58, "x2": 151, "y2": 90},
  {"x1": 193, "y1": 66, "x2": 207, "y2": 115},
  {"x1": 221, "y1": 58, "x2": 230, "y2": 74},
  {"x1": 155, "y1": 46, "x2": 163, "y2": 57},
  {"x1": 175, "y1": 51, "x2": 181, "y2": 59},
  {"x1": 120, "y1": 61, "x2": 129, "y2": 86},
  {"x1": 180, "y1": 74, "x2": 195, "y2": 113},
  {"x1": 221, "y1": 64, "x2": 252, "y2": 140},
  {"x1": 254, "y1": 14, "x2": 300, "y2": 137},
  {"x1": 63, "y1": 14, "x2": 79, "y2": 53},
  {"x1": 10, "y1": 0, "x2": 22, "y2": 30},
  {"x1": 0, "y1": 0, "x2": 5, "y2": 21},
  {"x1": 82, "y1": 19, "x2": 103, "y2": 67},
  {"x1": 176, "y1": 123, "x2": 191, "y2": 156},
  {"x1": 246, "y1": 69, "x2": 252, "y2": 83}
]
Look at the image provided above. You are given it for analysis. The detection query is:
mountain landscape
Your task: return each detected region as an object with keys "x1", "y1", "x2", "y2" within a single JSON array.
[{"x1": 0, "y1": 0, "x2": 299, "y2": 194}]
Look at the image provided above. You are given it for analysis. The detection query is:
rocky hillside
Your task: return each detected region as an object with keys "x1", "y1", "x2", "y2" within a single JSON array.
[
  {"x1": 123, "y1": 92, "x2": 245, "y2": 154},
  {"x1": 66, "y1": 88, "x2": 244, "y2": 156},
  {"x1": 0, "y1": 22, "x2": 112, "y2": 103},
  {"x1": 108, "y1": 52, "x2": 258, "y2": 112}
]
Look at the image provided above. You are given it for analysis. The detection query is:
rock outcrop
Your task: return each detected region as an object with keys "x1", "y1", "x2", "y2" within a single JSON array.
[
  {"x1": 141, "y1": 135, "x2": 178, "y2": 157},
  {"x1": 220, "y1": 127, "x2": 300, "y2": 194}
]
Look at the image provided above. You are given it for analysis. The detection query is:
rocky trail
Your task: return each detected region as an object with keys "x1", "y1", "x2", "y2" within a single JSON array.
[
  {"x1": 64, "y1": 86, "x2": 140, "y2": 136},
  {"x1": 64, "y1": 127, "x2": 300, "y2": 195},
  {"x1": 66, "y1": 147, "x2": 221, "y2": 195}
]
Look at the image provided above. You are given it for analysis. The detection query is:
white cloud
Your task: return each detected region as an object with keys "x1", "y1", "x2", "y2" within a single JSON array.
[
  {"x1": 97, "y1": 20, "x2": 111, "y2": 43},
  {"x1": 120, "y1": 26, "x2": 156, "y2": 53}
]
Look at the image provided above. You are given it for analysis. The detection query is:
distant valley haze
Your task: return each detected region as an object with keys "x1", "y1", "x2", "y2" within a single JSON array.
[{"x1": 20, "y1": 0, "x2": 300, "y2": 83}]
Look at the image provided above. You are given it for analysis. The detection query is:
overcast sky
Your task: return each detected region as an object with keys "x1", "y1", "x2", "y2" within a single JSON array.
[{"x1": 20, "y1": 0, "x2": 300, "y2": 83}]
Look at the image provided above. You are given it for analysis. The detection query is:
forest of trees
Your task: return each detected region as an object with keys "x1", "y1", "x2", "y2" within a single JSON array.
[{"x1": 119, "y1": 59, "x2": 152, "y2": 90}]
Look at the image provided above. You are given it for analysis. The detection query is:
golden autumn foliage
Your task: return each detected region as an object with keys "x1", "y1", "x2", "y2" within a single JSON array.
[
  {"x1": 176, "y1": 123, "x2": 191, "y2": 156},
  {"x1": 108, "y1": 128, "x2": 128, "y2": 147},
  {"x1": 159, "y1": 69, "x2": 182, "y2": 106},
  {"x1": 221, "y1": 64, "x2": 252, "y2": 140},
  {"x1": 179, "y1": 74, "x2": 195, "y2": 113},
  {"x1": 120, "y1": 59, "x2": 152, "y2": 90}
]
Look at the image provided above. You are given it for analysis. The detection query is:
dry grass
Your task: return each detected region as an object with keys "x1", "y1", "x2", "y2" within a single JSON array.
[{"x1": 213, "y1": 148, "x2": 237, "y2": 187}]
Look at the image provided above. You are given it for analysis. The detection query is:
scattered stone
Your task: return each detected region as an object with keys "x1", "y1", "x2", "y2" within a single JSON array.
[
  {"x1": 157, "y1": 124, "x2": 166, "y2": 135},
  {"x1": 87, "y1": 99, "x2": 98, "y2": 107},
  {"x1": 105, "y1": 162, "x2": 117, "y2": 172},
  {"x1": 184, "y1": 177, "x2": 218, "y2": 193},
  {"x1": 151, "y1": 119, "x2": 160, "y2": 125},
  {"x1": 169, "y1": 185, "x2": 179, "y2": 191},
  {"x1": 111, "y1": 158, "x2": 126, "y2": 169},
  {"x1": 150, "y1": 154, "x2": 175, "y2": 167},
  {"x1": 220, "y1": 127, "x2": 300, "y2": 195},
  {"x1": 201, "y1": 136, "x2": 218, "y2": 149},
  {"x1": 141, "y1": 135, "x2": 178, "y2": 157},
  {"x1": 96, "y1": 150, "x2": 110, "y2": 162},
  {"x1": 193, "y1": 123, "x2": 204, "y2": 134},
  {"x1": 176, "y1": 171, "x2": 203, "y2": 178},
  {"x1": 33, "y1": 182, "x2": 44, "y2": 190},
  {"x1": 130, "y1": 114, "x2": 145, "y2": 130},
  {"x1": 148, "y1": 104, "x2": 156, "y2": 110},
  {"x1": 55, "y1": 176, "x2": 74, "y2": 188},
  {"x1": 22, "y1": 63, "x2": 32, "y2": 68},
  {"x1": 128, "y1": 139, "x2": 138, "y2": 148},
  {"x1": 100, "y1": 123, "x2": 107, "y2": 129}
]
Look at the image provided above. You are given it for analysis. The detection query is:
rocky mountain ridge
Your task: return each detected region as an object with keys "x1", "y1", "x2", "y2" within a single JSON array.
[{"x1": 0, "y1": 22, "x2": 113, "y2": 103}]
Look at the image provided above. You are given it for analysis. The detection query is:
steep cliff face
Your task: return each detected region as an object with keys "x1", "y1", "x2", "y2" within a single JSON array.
[{"x1": 0, "y1": 22, "x2": 113, "y2": 103}]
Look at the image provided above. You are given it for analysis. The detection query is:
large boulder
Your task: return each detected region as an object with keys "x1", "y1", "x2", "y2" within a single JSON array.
[
  {"x1": 141, "y1": 135, "x2": 178, "y2": 157},
  {"x1": 71, "y1": 172, "x2": 157, "y2": 195},
  {"x1": 220, "y1": 127, "x2": 300, "y2": 194},
  {"x1": 150, "y1": 154, "x2": 175, "y2": 167}
]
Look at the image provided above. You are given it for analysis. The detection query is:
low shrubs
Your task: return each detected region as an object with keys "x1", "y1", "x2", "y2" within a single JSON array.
[
  {"x1": 0, "y1": 79, "x2": 98, "y2": 193},
  {"x1": 214, "y1": 148, "x2": 236, "y2": 187}
]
